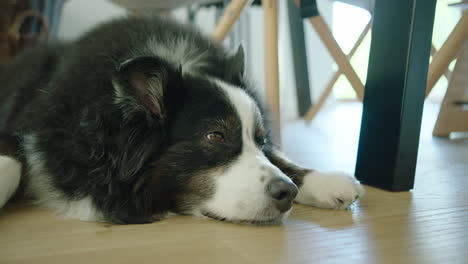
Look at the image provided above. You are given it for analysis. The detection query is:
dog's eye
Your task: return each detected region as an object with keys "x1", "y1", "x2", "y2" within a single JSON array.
[
  {"x1": 258, "y1": 138, "x2": 266, "y2": 147},
  {"x1": 206, "y1": 131, "x2": 225, "y2": 143},
  {"x1": 255, "y1": 135, "x2": 266, "y2": 147}
]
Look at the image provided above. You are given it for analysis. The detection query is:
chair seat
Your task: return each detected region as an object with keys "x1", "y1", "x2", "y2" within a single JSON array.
[
  {"x1": 448, "y1": 1, "x2": 468, "y2": 11},
  {"x1": 110, "y1": 0, "x2": 222, "y2": 11}
]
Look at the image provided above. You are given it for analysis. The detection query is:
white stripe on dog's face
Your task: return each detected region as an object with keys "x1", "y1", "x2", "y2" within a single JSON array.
[
  {"x1": 216, "y1": 79, "x2": 261, "y2": 150},
  {"x1": 199, "y1": 80, "x2": 291, "y2": 223}
]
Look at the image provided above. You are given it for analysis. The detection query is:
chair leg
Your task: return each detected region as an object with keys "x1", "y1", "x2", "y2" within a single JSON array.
[
  {"x1": 262, "y1": 0, "x2": 281, "y2": 145},
  {"x1": 433, "y1": 43, "x2": 468, "y2": 137},
  {"x1": 212, "y1": 0, "x2": 250, "y2": 42},
  {"x1": 287, "y1": 0, "x2": 312, "y2": 116},
  {"x1": 307, "y1": 15, "x2": 365, "y2": 101},
  {"x1": 430, "y1": 44, "x2": 452, "y2": 80},
  {"x1": 304, "y1": 21, "x2": 371, "y2": 123},
  {"x1": 426, "y1": 12, "x2": 468, "y2": 97}
]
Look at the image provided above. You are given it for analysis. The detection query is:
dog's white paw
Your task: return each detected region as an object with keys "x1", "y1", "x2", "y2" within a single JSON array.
[
  {"x1": 0, "y1": 156, "x2": 22, "y2": 209},
  {"x1": 295, "y1": 170, "x2": 364, "y2": 210}
]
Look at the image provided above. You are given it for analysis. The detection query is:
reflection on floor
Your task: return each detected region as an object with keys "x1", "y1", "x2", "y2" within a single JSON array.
[{"x1": 1, "y1": 102, "x2": 467, "y2": 264}]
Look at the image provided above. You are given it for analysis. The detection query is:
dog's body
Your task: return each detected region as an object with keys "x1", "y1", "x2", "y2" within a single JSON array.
[{"x1": 0, "y1": 16, "x2": 363, "y2": 225}]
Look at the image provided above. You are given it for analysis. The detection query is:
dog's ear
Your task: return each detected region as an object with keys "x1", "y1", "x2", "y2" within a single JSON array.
[
  {"x1": 231, "y1": 45, "x2": 245, "y2": 75},
  {"x1": 114, "y1": 56, "x2": 182, "y2": 121},
  {"x1": 225, "y1": 45, "x2": 245, "y2": 84}
]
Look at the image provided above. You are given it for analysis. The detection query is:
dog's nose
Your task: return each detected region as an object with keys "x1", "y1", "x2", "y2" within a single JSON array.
[{"x1": 266, "y1": 178, "x2": 298, "y2": 213}]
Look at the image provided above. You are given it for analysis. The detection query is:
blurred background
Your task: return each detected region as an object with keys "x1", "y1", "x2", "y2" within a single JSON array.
[
  {"x1": 54, "y1": 0, "x2": 460, "y2": 121},
  {"x1": 0, "y1": 0, "x2": 461, "y2": 122},
  {"x1": 1, "y1": 0, "x2": 465, "y2": 173}
]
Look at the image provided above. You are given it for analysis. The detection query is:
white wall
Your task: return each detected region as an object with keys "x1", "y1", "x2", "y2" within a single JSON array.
[{"x1": 57, "y1": 0, "x2": 126, "y2": 40}]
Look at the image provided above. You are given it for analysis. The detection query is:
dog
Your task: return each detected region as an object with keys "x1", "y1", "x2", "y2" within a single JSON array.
[{"x1": 0, "y1": 15, "x2": 364, "y2": 225}]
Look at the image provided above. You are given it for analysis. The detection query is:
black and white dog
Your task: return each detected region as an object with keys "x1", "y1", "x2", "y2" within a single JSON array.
[{"x1": 0, "y1": 16, "x2": 363, "y2": 225}]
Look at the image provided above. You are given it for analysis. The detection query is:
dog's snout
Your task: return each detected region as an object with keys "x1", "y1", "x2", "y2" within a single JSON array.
[{"x1": 266, "y1": 178, "x2": 298, "y2": 213}]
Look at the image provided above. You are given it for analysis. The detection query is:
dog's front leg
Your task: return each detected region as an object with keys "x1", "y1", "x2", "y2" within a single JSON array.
[{"x1": 266, "y1": 149, "x2": 364, "y2": 210}]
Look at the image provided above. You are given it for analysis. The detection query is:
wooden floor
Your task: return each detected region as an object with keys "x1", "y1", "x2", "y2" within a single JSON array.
[{"x1": 1, "y1": 102, "x2": 467, "y2": 264}]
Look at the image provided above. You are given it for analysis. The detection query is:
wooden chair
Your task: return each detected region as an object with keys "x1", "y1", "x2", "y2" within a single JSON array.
[
  {"x1": 432, "y1": 5, "x2": 468, "y2": 137},
  {"x1": 212, "y1": 0, "x2": 369, "y2": 140},
  {"x1": 304, "y1": 20, "x2": 371, "y2": 122},
  {"x1": 305, "y1": 1, "x2": 468, "y2": 124},
  {"x1": 426, "y1": 11, "x2": 468, "y2": 97},
  {"x1": 302, "y1": 0, "x2": 372, "y2": 123},
  {"x1": 300, "y1": 0, "x2": 366, "y2": 104},
  {"x1": 433, "y1": 41, "x2": 468, "y2": 137}
]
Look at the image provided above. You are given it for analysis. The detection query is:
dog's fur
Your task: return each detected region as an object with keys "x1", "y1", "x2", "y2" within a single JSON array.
[{"x1": 0, "y1": 15, "x2": 363, "y2": 225}]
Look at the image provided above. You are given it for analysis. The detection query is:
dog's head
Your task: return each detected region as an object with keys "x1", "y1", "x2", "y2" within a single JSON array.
[{"x1": 111, "y1": 47, "x2": 297, "y2": 225}]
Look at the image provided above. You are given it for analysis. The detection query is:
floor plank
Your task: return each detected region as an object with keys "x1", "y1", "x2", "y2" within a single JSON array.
[{"x1": 1, "y1": 102, "x2": 467, "y2": 264}]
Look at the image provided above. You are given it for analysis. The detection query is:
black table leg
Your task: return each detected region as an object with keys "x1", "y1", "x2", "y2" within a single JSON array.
[
  {"x1": 355, "y1": 0, "x2": 437, "y2": 191},
  {"x1": 287, "y1": 0, "x2": 312, "y2": 116}
]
